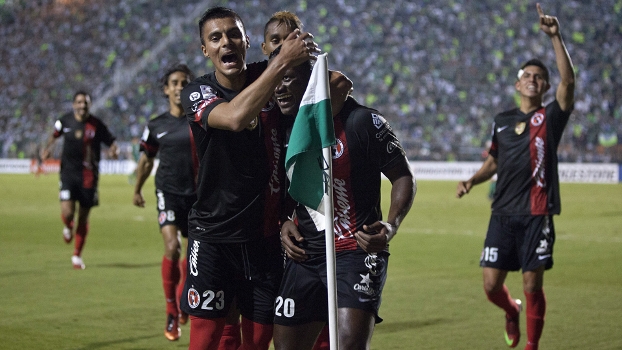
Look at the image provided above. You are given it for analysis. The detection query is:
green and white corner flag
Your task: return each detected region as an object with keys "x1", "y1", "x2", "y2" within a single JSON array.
[{"x1": 285, "y1": 53, "x2": 335, "y2": 212}]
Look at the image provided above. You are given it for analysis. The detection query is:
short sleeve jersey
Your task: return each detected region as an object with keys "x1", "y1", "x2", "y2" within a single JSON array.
[
  {"x1": 489, "y1": 100, "x2": 572, "y2": 215},
  {"x1": 140, "y1": 112, "x2": 197, "y2": 197},
  {"x1": 181, "y1": 61, "x2": 286, "y2": 243},
  {"x1": 294, "y1": 97, "x2": 407, "y2": 254},
  {"x1": 53, "y1": 113, "x2": 116, "y2": 188}
]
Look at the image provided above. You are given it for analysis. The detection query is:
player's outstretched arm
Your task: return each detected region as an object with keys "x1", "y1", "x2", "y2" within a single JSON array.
[
  {"x1": 456, "y1": 155, "x2": 497, "y2": 198},
  {"x1": 537, "y1": 3, "x2": 575, "y2": 111},
  {"x1": 40, "y1": 135, "x2": 56, "y2": 161},
  {"x1": 208, "y1": 30, "x2": 319, "y2": 132}
]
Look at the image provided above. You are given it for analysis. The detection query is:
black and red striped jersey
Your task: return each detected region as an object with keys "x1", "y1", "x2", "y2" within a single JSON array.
[
  {"x1": 53, "y1": 113, "x2": 116, "y2": 188},
  {"x1": 295, "y1": 97, "x2": 407, "y2": 254},
  {"x1": 140, "y1": 112, "x2": 197, "y2": 197},
  {"x1": 488, "y1": 100, "x2": 572, "y2": 215},
  {"x1": 181, "y1": 61, "x2": 286, "y2": 243}
]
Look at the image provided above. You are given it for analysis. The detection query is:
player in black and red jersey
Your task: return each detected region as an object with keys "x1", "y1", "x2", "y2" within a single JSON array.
[
  {"x1": 132, "y1": 63, "x2": 197, "y2": 341},
  {"x1": 41, "y1": 91, "x2": 118, "y2": 270},
  {"x1": 271, "y1": 56, "x2": 416, "y2": 349},
  {"x1": 178, "y1": 7, "x2": 317, "y2": 350},
  {"x1": 456, "y1": 4, "x2": 575, "y2": 350}
]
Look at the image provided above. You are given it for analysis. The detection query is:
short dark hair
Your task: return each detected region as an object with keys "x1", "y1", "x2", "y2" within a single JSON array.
[
  {"x1": 159, "y1": 63, "x2": 194, "y2": 98},
  {"x1": 198, "y1": 7, "x2": 246, "y2": 45},
  {"x1": 264, "y1": 11, "x2": 303, "y2": 39},
  {"x1": 73, "y1": 90, "x2": 90, "y2": 102},
  {"x1": 520, "y1": 58, "x2": 549, "y2": 82}
]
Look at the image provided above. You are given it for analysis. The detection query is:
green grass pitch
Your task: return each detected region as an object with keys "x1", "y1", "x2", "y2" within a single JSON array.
[{"x1": 0, "y1": 174, "x2": 621, "y2": 349}]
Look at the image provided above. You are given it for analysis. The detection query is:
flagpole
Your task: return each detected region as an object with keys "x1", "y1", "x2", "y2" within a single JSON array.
[{"x1": 322, "y1": 146, "x2": 339, "y2": 349}]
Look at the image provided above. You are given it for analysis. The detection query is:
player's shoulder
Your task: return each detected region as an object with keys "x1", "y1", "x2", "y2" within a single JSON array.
[{"x1": 343, "y1": 97, "x2": 389, "y2": 127}]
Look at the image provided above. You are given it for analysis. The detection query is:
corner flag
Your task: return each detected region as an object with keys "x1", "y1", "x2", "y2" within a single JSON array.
[
  {"x1": 284, "y1": 53, "x2": 340, "y2": 349},
  {"x1": 284, "y1": 53, "x2": 335, "y2": 212}
]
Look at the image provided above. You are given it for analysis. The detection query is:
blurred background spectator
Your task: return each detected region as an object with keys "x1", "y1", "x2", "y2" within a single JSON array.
[{"x1": 1, "y1": 0, "x2": 621, "y2": 162}]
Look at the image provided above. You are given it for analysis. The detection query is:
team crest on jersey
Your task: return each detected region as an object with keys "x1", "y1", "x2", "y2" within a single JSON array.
[
  {"x1": 371, "y1": 113, "x2": 386, "y2": 129},
  {"x1": 75, "y1": 130, "x2": 83, "y2": 139},
  {"x1": 158, "y1": 212, "x2": 166, "y2": 225},
  {"x1": 332, "y1": 139, "x2": 344, "y2": 159},
  {"x1": 189, "y1": 91, "x2": 201, "y2": 102},
  {"x1": 246, "y1": 116, "x2": 259, "y2": 130},
  {"x1": 515, "y1": 122, "x2": 526, "y2": 135},
  {"x1": 187, "y1": 288, "x2": 200, "y2": 309},
  {"x1": 531, "y1": 112, "x2": 544, "y2": 127}
]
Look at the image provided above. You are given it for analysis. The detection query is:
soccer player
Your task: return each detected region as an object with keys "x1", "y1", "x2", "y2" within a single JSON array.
[
  {"x1": 261, "y1": 12, "x2": 351, "y2": 350},
  {"x1": 456, "y1": 4, "x2": 575, "y2": 350},
  {"x1": 41, "y1": 91, "x2": 118, "y2": 269},
  {"x1": 178, "y1": 7, "x2": 317, "y2": 350},
  {"x1": 132, "y1": 63, "x2": 196, "y2": 341},
  {"x1": 271, "y1": 56, "x2": 416, "y2": 349}
]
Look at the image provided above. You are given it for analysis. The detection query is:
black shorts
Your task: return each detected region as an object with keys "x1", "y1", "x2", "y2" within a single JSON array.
[
  {"x1": 59, "y1": 176, "x2": 98, "y2": 208},
  {"x1": 273, "y1": 247, "x2": 389, "y2": 326},
  {"x1": 155, "y1": 189, "x2": 195, "y2": 237},
  {"x1": 180, "y1": 235, "x2": 283, "y2": 324},
  {"x1": 480, "y1": 215, "x2": 555, "y2": 272}
]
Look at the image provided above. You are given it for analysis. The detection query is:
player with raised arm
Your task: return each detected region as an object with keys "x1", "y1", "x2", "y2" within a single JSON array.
[{"x1": 456, "y1": 4, "x2": 575, "y2": 349}]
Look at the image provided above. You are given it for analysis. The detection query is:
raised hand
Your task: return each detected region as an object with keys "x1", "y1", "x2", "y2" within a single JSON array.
[{"x1": 537, "y1": 3, "x2": 559, "y2": 37}]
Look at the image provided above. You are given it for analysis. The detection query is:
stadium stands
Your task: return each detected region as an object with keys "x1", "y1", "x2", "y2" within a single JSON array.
[{"x1": 1, "y1": 0, "x2": 621, "y2": 162}]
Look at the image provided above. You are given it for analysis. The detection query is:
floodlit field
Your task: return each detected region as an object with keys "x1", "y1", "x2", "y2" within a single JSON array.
[{"x1": 1, "y1": 174, "x2": 621, "y2": 349}]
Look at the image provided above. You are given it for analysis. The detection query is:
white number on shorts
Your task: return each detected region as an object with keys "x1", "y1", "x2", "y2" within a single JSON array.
[
  {"x1": 275, "y1": 296, "x2": 295, "y2": 318},
  {"x1": 201, "y1": 290, "x2": 225, "y2": 310},
  {"x1": 483, "y1": 247, "x2": 498, "y2": 262}
]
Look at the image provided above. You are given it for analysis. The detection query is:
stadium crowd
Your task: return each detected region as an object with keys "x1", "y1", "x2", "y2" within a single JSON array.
[{"x1": 1, "y1": 0, "x2": 621, "y2": 162}]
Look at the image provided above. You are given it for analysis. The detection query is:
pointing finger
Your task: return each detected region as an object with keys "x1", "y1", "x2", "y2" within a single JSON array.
[{"x1": 536, "y1": 3, "x2": 544, "y2": 17}]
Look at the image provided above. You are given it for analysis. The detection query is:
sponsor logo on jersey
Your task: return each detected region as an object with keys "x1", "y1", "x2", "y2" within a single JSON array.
[
  {"x1": 536, "y1": 238, "x2": 550, "y2": 254},
  {"x1": 332, "y1": 139, "x2": 344, "y2": 159},
  {"x1": 532, "y1": 136, "x2": 546, "y2": 188},
  {"x1": 496, "y1": 125, "x2": 509, "y2": 133},
  {"x1": 187, "y1": 288, "x2": 200, "y2": 309},
  {"x1": 353, "y1": 273, "x2": 376, "y2": 296},
  {"x1": 515, "y1": 122, "x2": 526, "y2": 135},
  {"x1": 63, "y1": 127, "x2": 72, "y2": 133},
  {"x1": 268, "y1": 127, "x2": 281, "y2": 195},
  {"x1": 333, "y1": 178, "x2": 352, "y2": 239},
  {"x1": 189, "y1": 91, "x2": 201, "y2": 102},
  {"x1": 189, "y1": 240, "x2": 200, "y2": 276},
  {"x1": 157, "y1": 131, "x2": 168, "y2": 139},
  {"x1": 531, "y1": 112, "x2": 544, "y2": 127},
  {"x1": 371, "y1": 113, "x2": 386, "y2": 129}
]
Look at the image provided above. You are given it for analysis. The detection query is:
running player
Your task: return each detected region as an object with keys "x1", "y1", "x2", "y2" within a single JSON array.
[
  {"x1": 456, "y1": 4, "x2": 575, "y2": 349},
  {"x1": 41, "y1": 91, "x2": 118, "y2": 269},
  {"x1": 132, "y1": 63, "x2": 196, "y2": 341}
]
